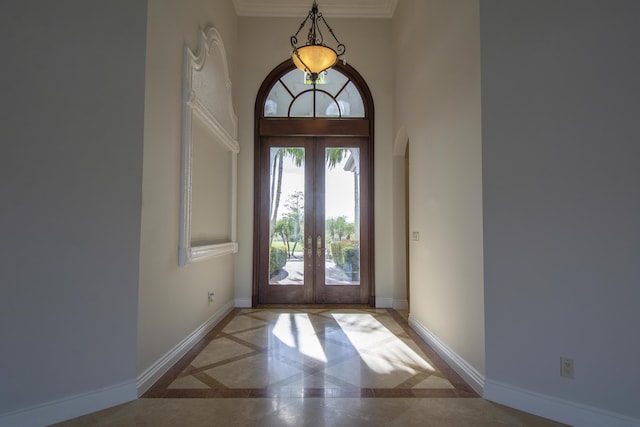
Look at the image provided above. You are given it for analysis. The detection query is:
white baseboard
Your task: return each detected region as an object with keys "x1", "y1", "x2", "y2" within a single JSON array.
[
  {"x1": 376, "y1": 297, "x2": 393, "y2": 308},
  {"x1": 408, "y1": 314, "x2": 485, "y2": 395},
  {"x1": 392, "y1": 299, "x2": 408, "y2": 311},
  {"x1": 0, "y1": 381, "x2": 136, "y2": 427},
  {"x1": 375, "y1": 298, "x2": 407, "y2": 310},
  {"x1": 484, "y1": 380, "x2": 640, "y2": 427},
  {"x1": 136, "y1": 299, "x2": 234, "y2": 396},
  {"x1": 234, "y1": 297, "x2": 252, "y2": 308}
]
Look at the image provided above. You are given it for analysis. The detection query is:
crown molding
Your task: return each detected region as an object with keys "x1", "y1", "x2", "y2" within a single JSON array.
[{"x1": 233, "y1": 0, "x2": 398, "y2": 18}]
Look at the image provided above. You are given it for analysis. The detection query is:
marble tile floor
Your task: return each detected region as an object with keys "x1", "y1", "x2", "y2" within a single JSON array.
[
  {"x1": 55, "y1": 308, "x2": 567, "y2": 426},
  {"x1": 144, "y1": 307, "x2": 475, "y2": 398},
  {"x1": 55, "y1": 397, "x2": 567, "y2": 426}
]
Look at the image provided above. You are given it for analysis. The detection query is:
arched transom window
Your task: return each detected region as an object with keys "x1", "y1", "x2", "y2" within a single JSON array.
[{"x1": 264, "y1": 68, "x2": 365, "y2": 118}]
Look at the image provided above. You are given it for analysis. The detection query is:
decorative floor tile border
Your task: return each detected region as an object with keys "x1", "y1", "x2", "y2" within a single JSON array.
[{"x1": 143, "y1": 308, "x2": 478, "y2": 399}]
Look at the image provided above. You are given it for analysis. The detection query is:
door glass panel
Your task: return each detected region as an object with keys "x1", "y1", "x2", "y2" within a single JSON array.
[
  {"x1": 325, "y1": 148, "x2": 360, "y2": 286},
  {"x1": 269, "y1": 147, "x2": 305, "y2": 285}
]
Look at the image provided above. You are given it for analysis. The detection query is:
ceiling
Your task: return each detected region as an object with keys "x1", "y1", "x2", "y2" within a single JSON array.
[{"x1": 232, "y1": 0, "x2": 398, "y2": 18}]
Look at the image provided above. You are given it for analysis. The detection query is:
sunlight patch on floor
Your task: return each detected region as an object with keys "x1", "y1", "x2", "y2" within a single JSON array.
[
  {"x1": 272, "y1": 313, "x2": 328, "y2": 363},
  {"x1": 332, "y1": 313, "x2": 435, "y2": 374}
]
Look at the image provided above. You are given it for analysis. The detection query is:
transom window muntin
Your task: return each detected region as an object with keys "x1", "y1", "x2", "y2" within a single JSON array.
[{"x1": 265, "y1": 68, "x2": 365, "y2": 118}]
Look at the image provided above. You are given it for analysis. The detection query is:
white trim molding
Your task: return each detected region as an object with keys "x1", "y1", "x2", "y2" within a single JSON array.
[
  {"x1": 409, "y1": 314, "x2": 485, "y2": 395},
  {"x1": 0, "y1": 381, "x2": 136, "y2": 427},
  {"x1": 234, "y1": 298, "x2": 252, "y2": 308},
  {"x1": 188, "y1": 242, "x2": 239, "y2": 263},
  {"x1": 179, "y1": 26, "x2": 239, "y2": 267},
  {"x1": 375, "y1": 297, "x2": 393, "y2": 308},
  {"x1": 392, "y1": 299, "x2": 408, "y2": 311},
  {"x1": 136, "y1": 299, "x2": 235, "y2": 396},
  {"x1": 233, "y1": 0, "x2": 398, "y2": 18},
  {"x1": 484, "y1": 380, "x2": 640, "y2": 427},
  {"x1": 377, "y1": 298, "x2": 408, "y2": 310}
]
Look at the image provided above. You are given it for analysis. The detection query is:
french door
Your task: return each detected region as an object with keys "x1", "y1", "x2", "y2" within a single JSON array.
[{"x1": 257, "y1": 136, "x2": 371, "y2": 304}]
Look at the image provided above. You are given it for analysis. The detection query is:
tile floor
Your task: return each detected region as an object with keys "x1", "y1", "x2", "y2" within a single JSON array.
[
  {"x1": 144, "y1": 307, "x2": 475, "y2": 398},
  {"x1": 55, "y1": 307, "x2": 568, "y2": 426}
]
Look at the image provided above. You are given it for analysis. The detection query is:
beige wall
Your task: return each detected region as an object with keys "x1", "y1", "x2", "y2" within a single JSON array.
[
  {"x1": 1, "y1": 0, "x2": 147, "y2": 421},
  {"x1": 137, "y1": 0, "x2": 238, "y2": 375},
  {"x1": 392, "y1": 0, "x2": 485, "y2": 376},
  {"x1": 234, "y1": 17, "x2": 400, "y2": 306},
  {"x1": 482, "y1": 0, "x2": 640, "y2": 421}
]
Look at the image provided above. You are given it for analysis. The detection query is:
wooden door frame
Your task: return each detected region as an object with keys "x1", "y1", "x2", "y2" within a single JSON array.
[{"x1": 252, "y1": 59, "x2": 375, "y2": 307}]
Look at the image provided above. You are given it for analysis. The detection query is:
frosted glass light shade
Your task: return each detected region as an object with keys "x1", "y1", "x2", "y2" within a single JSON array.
[{"x1": 292, "y1": 45, "x2": 338, "y2": 75}]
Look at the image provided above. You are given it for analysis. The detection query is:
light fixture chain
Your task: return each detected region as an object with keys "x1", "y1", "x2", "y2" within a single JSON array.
[
  {"x1": 314, "y1": 13, "x2": 325, "y2": 45},
  {"x1": 289, "y1": 1, "x2": 346, "y2": 82},
  {"x1": 320, "y1": 14, "x2": 345, "y2": 56},
  {"x1": 291, "y1": 16, "x2": 308, "y2": 45}
]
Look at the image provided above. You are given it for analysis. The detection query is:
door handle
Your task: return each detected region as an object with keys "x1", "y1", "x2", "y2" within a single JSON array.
[
  {"x1": 317, "y1": 234, "x2": 325, "y2": 258},
  {"x1": 306, "y1": 235, "x2": 313, "y2": 257}
]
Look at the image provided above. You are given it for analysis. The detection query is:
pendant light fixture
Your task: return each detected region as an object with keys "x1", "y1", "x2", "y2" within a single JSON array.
[{"x1": 290, "y1": 1, "x2": 346, "y2": 83}]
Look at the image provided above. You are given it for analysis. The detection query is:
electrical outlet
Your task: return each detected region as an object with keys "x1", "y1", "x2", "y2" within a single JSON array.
[
  {"x1": 560, "y1": 357, "x2": 574, "y2": 379},
  {"x1": 412, "y1": 231, "x2": 420, "y2": 241},
  {"x1": 208, "y1": 291, "x2": 215, "y2": 302}
]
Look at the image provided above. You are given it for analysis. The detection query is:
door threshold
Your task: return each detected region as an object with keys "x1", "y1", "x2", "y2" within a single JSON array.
[{"x1": 255, "y1": 303, "x2": 374, "y2": 309}]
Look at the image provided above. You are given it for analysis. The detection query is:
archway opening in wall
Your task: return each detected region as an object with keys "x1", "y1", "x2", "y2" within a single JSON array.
[{"x1": 252, "y1": 60, "x2": 375, "y2": 306}]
